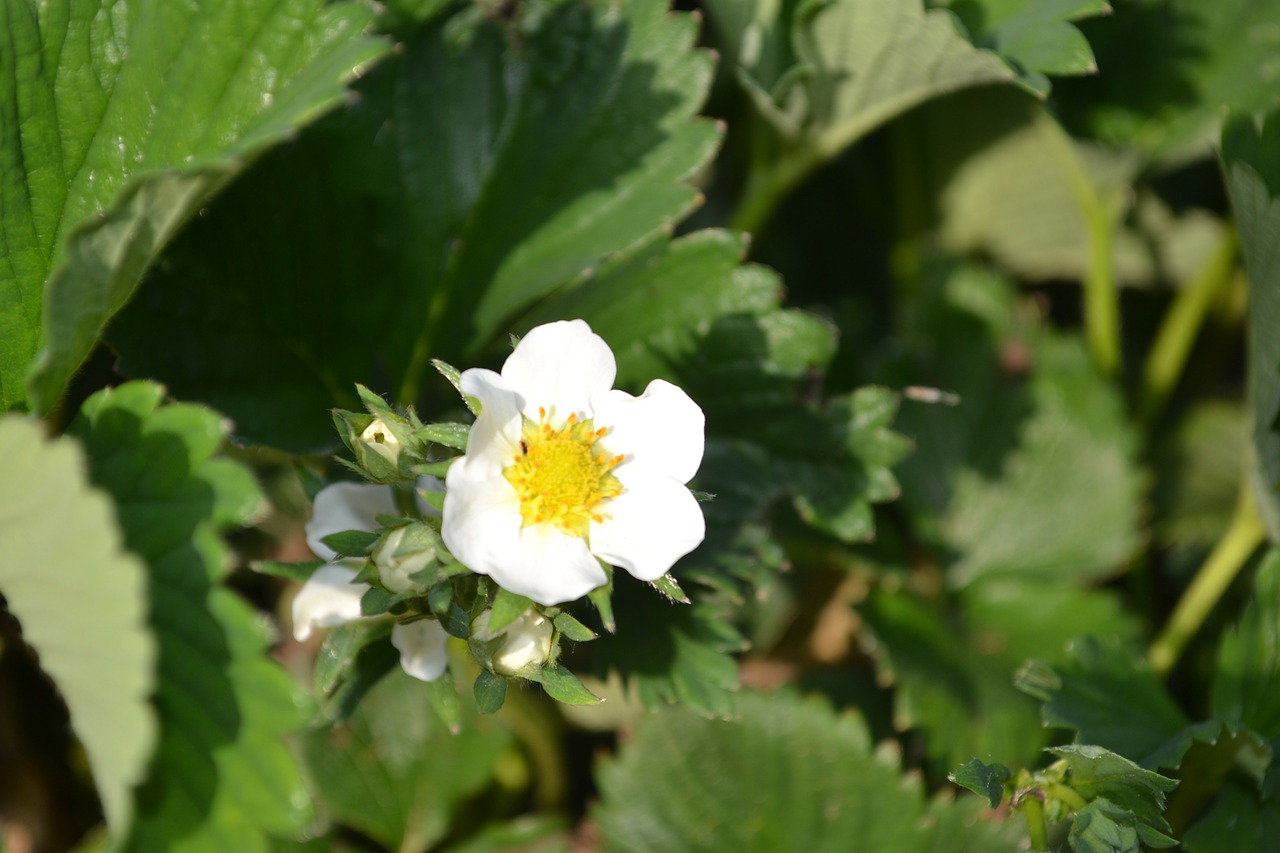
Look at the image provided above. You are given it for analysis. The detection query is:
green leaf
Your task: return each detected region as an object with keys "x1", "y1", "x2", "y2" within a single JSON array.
[
  {"x1": 1221, "y1": 110, "x2": 1280, "y2": 542},
  {"x1": 415, "y1": 422, "x2": 471, "y2": 451},
  {"x1": 1014, "y1": 636, "x2": 1190, "y2": 765},
  {"x1": 1069, "y1": 797, "x2": 1177, "y2": 853},
  {"x1": 1048, "y1": 744, "x2": 1178, "y2": 834},
  {"x1": 592, "y1": 581, "x2": 746, "y2": 719},
  {"x1": 593, "y1": 690, "x2": 1021, "y2": 853},
  {"x1": 525, "y1": 665, "x2": 599, "y2": 706},
  {"x1": 552, "y1": 611, "x2": 597, "y2": 642},
  {"x1": 320, "y1": 529, "x2": 380, "y2": 559},
  {"x1": 251, "y1": 559, "x2": 326, "y2": 583},
  {"x1": 312, "y1": 620, "x2": 398, "y2": 721},
  {"x1": 0, "y1": 416, "x2": 156, "y2": 833},
  {"x1": 938, "y1": 0, "x2": 1109, "y2": 94},
  {"x1": 1182, "y1": 762, "x2": 1280, "y2": 853},
  {"x1": 949, "y1": 758, "x2": 1010, "y2": 809},
  {"x1": 862, "y1": 577, "x2": 1138, "y2": 772},
  {"x1": 298, "y1": 669, "x2": 517, "y2": 851},
  {"x1": 1152, "y1": 401, "x2": 1247, "y2": 550},
  {"x1": 473, "y1": 668, "x2": 508, "y2": 715},
  {"x1": 442, "y1": 816, "x2": 574, "y2": 853},
  {"x1": 0, "y1": 0, "x2": 386, "y2": 413},
  {"x1": 108, "y1": 0, "x2": 720, "y2": 451},
  {"x1": 1211, "y1": 549, "x2": 1280, "y2": 739},
  {"x1": 1058, "y1": 0, "x2": 1280, "y2": 163},
  {"x1": 69, "y1": 381, "x2": 310, "y2": 848}
]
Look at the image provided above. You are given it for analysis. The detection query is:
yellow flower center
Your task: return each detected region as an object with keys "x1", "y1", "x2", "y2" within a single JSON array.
[{"x1": 503, "y1": 408, "x2": 623, "y2": 538}]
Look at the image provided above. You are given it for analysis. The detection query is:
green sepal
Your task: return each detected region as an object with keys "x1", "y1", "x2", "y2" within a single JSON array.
[
  {"x1": 413, "y1": 457, "x2": 459, "y2": 478},
  {"x1": 424, "y1": 669, "x2": 463, "y2": 734},
  {"x1": 420, "y1": 489, "x2": 445, "y2": 513},
  {"x1": 553, "y1": 612, "x2": 597, "y2": 642},
  {"x1": 429, "y1": 581, "x2": 472, "y2": 639},
  {"x1": 487, "y1": 588, "x2": 534, "y2": 633},
  {"x1": 525, "y1": 665, "x2": 601, "y2": 705},
  {"x1": 331, "y1": 409, "x2": 408, "y2": 483},
  {"x1": 295, "y1": 464, "x2": 326, "y2": 504},
  {"x1": 473, "y1": 669, "x2": 507, "y2": 714},
  {"x1": 949, "y1": 758, "x2": 1010, "y2": 809},
  {"x1": 251, "y1": 559, "x2": 326, "y2": 582},
  {"x1": 415, "y1": 422, "x2": 470, "y2": 450},
  {"x1": 588, "y1": 567, "x2": 616, "y2": 634},
  {"x1": 649, "y1": 573, "x2": 691, "y2": 604},
  {"x1": 433, "y1": 359, "x2": 482, "y2": 415},
  {"x1": 321, "y1": 529, "x2": 381, "y2": 559}
]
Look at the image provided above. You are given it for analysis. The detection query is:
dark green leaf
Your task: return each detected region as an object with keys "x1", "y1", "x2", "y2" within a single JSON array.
[
  {"x1": 1221, "y1": 110, "x2": 1280, "y2": 542},
  {"x1": 70, "y1": 381, "x2": 310, "y2": 848},
  {"x1": 474, "y1": 668, "x2": 508, "y2": 715},
  {"x1": 1049, "y1": 744, "x2": 1178, "y2": 833},
  {"x1": 1, "y1": 0, "x2": 386, "y2": 413},
  {"x1": 251, "y1": 559, "x2": 327, "y2": 583},
  {"x1": 313, "y1": 620, "x2": 397, "y2": 722},
  {"x1": 1069, "y1": 797, "x2": 1177, "y2": 853},
  {"x1": 109, "y1": 0, "x2": 720, "y2": 451},
  {"x1": 0, "y1": 416, "x2": 156, "y2": 833},
  {"x1": 949, "y1": 758, "x2": 1010, "y2": 808},
  {"x1": 1212, "y1": 549, "x2": 1280, "y2": 738},
  {"x1": 320, "y1": 529, "x2": 381, "y2": 559}
]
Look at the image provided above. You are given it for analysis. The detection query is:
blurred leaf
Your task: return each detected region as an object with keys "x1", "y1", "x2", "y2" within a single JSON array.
[
  {"x1": 1211, "y1": 549, "x2": 1280, "y2": 739},
  {"x1": 312, "y1": 620, "x2": 398, "y2": 722},
  {"x1": 862, "y1": 576, "x2": 1137, "y2": 772},
  {"x1": 1059, "y1": 0, "x2": 1280, "y2": 163},
  {"x1": 70, "y1": 381, "x2": 310, "y2": 849},
  {"x1": 949, "y1": 758, "x2": 1010, "y2": 808},
  {"x1": 0, "y1": 0, "x2": 385, "y2": 413},
  {"x1": 937, "y1": 0, "x2": 1109, "y2": 93},
  {"x1": 0, "y1": 416, "x2": 156, "y2": 833},
  {"x1": 1182, "y1": 759, "x2": 1280, "y2": 853},
  {"x1": 442, "y1": 816, "x2": 573, "y2": 853},
  {"x1": 109, "y1": 0, "x2": 720, "y2": 451},
  {"x1": 1014, "y1": 636, "x2": 1189, "y2": 765},
  {"x1": 593, "y1": 689, "x2": 1020, "y2": 852},
  {"x1": 1221, "y1": 110, "x2": 1280, "y2": 542},
  {"x1": 298, "y1": 669, "x2": 517, "y2": 852},
  {"x1": 1152, "y1": 401, "x2": 1247, "y2": 550}
]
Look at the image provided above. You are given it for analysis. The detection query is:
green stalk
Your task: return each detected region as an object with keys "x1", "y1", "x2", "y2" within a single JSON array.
[
  {"x1": 1148, "y1": 481, "x2": 1266, "y2": 676},
  {"x1": 1022, "y1": 794, "x2": 1049, "y2": 853},
  {"x1": 730, "y1": 143, "x2": 821, "y2": 237},
  {"x1": 1138, "y1": 228, "x2": 1239, "y2": 427}
]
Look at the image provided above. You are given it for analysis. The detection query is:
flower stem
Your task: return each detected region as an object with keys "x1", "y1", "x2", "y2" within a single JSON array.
[
  {"x1": 1138, "y1": 228, "x2": 1239, "y2": 428},
  {"x1": 1148, "y1": 480, "x2": 1266, "y2": 676},
  {"x1": 730, "y1": 142, "x2": 821, "y2": 238},
  {"x1": 1022, "y1": 794, "x2": 1050, "y2": 852}
]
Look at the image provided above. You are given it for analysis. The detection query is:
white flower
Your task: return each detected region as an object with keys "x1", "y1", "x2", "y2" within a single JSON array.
[
  {"x1": 291, "y1": 481, "x2": 448, "y2": 682},
  {"x1": 472, "y1": 609, "x2": 555, "y2": 675},
  {"x1": 360, "y1": 417, "x2": 402, "y2": 465},
  {"x1": 442, "y1": 319, "x2": 705, "y2": 606},
  {"x1": 372, "y1": 524, "x2": 438, "y2": 593}
]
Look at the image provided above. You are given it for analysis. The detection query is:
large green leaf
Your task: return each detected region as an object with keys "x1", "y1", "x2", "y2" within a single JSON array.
[
  {"x1": 108, "y1": 0, "x2": 720, "y2": 452},
  {"x1": 0, "y1": 416, "x2": 156, "y2": 833},
  {"x1": 593, "y1": 689, "x2": 1021, "y2": 852},
  {"x1": 296, "y1": 668, "x2": 518, "y2": 852},
  {"x1": 1221, "y1": 110, "x2": 1280, "y2": 542},
  {"x1": 70, "y1": 382, "x2": 309, "y2": 850},
  {"x1": 1058, "y1": 0, "x2": 1280, "y2": 163},
  {"x1": 935, "y1": 0, "x2": 1109, "y2": 94},
  {"x1": 0, "y1": 0, "x2": 386, "y2": 413}
]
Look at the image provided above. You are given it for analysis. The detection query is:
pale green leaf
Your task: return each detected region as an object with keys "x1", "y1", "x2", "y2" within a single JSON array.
[
  {"x1": 0, "y1": 416, "x2": 156, "y2": 833},
  {"x1": 70, "y1": 381, "x2": 310, "y2": 849},
  {"x1": 593, "y1": 690, "x2": 1020, "y2": 853},
  {"x1": 0, "y1": 0, "x2": 386, "y2": 413}
]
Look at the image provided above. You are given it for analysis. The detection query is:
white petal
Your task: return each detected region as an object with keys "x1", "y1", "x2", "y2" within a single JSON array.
[
  {"x1": 391, "y1": 620, "x2": 449, "y2": 682},
  {"x1": 502, "y1": 525, "x2": 609, "y2": 605},
  {"x1": 457, "y1": 368, "x2": 524, "y2": 472},
  {"x1": 443, "y1": 455, "x2": 523, "y2": 572},
  {"x1": 291, "y1": 565, "x2": 369, "y2": 641},
  {"x1": 590, "y1": 471, "x2": 705, "y2": 582},
  {"x1": 306, "y1": 482, "x2": 400, "y2": 561},
  {"x1": 502, "y1": 320, "x2": 616, "y2": 422},
  {"x1": 591, "y1": 379, "x2": 705, "y2": 484}
]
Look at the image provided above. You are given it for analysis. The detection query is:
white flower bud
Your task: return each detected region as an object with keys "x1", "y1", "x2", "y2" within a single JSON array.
[
  {"x1": 472, "y1": 609, "x2": 555, "y2": 676},
  {"x1": 372, "y1": 524, "x2": 438, "y2": 593},
  {"x1": 360, "y1": 417, "x2": 402, "y2": 465}
]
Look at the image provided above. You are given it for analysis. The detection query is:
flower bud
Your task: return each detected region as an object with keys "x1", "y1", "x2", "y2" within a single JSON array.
[
  {"x1": 471, "y1": 609, "x2": 555, "y2": 676},
  {"x1": 372, "y1": 523, "x2": 439, "y2": 593},
  {"x1": 361, "y1": 417, "x2": 402, "y2": 465}
]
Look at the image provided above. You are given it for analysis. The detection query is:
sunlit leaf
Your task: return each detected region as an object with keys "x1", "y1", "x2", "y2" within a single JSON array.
[
  {"x1": 0, "y1": 416, "x2": 156, "y2": 833},
  {"x1": 0, "y1": 0, "x2": 386, "y2": 413}
]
